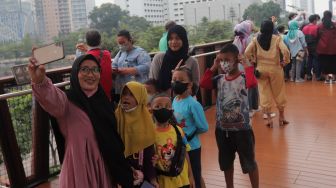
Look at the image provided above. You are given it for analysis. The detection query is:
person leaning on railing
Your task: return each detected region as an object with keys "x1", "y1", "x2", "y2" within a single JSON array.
[{"x1": 28, "y1": 53, "x2": 142, "y2": 188}]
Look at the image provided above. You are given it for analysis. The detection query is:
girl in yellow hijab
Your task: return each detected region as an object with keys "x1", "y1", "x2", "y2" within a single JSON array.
[{"x1": 115, "y1": 81, "x2": 159, "y2": 187}]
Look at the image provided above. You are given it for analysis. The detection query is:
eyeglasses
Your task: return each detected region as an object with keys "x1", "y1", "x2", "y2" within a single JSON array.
[{"x1": 79, "y1": 66, "x2": 101, "y2": 75}]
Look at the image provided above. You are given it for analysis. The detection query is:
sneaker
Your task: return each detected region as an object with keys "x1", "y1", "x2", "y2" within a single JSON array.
[
  {"x1": 249, "y1": 111, "x2": 255, "y2": 118},
  {"x1": 295, "y1": 79, "x2": 305, "y2": 83},
  {"x1": 290, "y1": 78, "x2": 294, "y2": 82},
  {"x1": 306, "y1": 75, "x2": 312, "y2": 81},
  {"x1": 325, "y1": 79, "x2": 335, "y2": 84},
  {"x1": 263, "y1": 112, "x2": 276, "y2": 119}
]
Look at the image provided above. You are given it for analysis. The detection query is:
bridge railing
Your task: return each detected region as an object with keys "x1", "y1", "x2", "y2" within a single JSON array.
[{"x1": 0, "y1": 40, "x2": 232, "y2": 188}]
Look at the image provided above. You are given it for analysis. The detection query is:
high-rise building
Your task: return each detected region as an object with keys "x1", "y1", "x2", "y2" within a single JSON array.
[
  {"x1": 184, "y1": 0, "x2": 259, "y2": 25},
  {"x1": 114, "y1": 0, "x2": 168, "y2": 25},
  {"x1": 0, "y1": 0, "x2": 36, "y2": 43},
  {"x1": 33, "y1": 0, "x2": 95, "y2": 42},
  {"x1": 286, "y1": 0, "x2": 315, "y2": 14}
]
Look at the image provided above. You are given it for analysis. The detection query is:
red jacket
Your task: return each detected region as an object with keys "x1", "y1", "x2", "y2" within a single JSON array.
[
  {"x1": 317, "y1": 23, "x2": 336, "y2": 55},
  {"x1": 87, "y1": 49, "x2": 113, "y2": 101}
]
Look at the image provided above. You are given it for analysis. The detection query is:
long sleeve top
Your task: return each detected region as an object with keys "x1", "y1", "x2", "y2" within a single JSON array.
[
  {"x1": 199, "y1": 68, "x2": 255, "y2": 131},
  {"x1": 245, "y1": 35, "x2": 290, "y2": 66},
  {"x1": 150, "y1": 52, "x2": 200, "y2": 95},
  {"x1": 32, "y1": 78, "x2": 113, "y2": 188},
  {"x1": 112, "y1": 47, "x2": 151, "y2": 94},
  {"x1": 172, "y1": 96, "x2": 208, "y2": 150},
  {"x1": 284, "y1": 30, "x2": 307, "y2": 57}
]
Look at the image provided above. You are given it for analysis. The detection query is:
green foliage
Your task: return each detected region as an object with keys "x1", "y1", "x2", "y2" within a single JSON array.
[
  {"x1": 89, "y1": 3, "x2": 128, "y2": 34},
  {"x1": 188, "y1": 19, "x2": 233, "y2": 45},
  {"x1": 243, "y1": 1, "x2": 282, "y2": 27},
  {"x1": 7, "y1": 93, "x2": 33, "y2": 158},
  {"x1": 0, "y1": 34, "x2": 41, "y2": 59}
]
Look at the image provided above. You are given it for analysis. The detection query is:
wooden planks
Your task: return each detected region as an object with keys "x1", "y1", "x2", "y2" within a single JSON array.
[{"x1": 38, "y1": 81, "x2": 336, "y2": 188}]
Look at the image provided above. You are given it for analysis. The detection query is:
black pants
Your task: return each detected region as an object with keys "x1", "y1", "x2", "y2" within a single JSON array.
[{"x1": 188, "y1": 148, "x2": 202, "y2": 188}]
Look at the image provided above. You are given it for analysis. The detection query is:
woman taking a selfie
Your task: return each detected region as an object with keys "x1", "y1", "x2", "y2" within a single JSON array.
[{"x1": 29, "y1": 53, "x2": 141, "y2": 187}]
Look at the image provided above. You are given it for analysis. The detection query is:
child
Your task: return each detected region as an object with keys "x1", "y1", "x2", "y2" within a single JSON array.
[
  {"x1": 200, "y1": 44, "x2": 259, "y2": 188},
  {"x1": 171, "y1": 67, "x2": 209, "y2": 188},
  {"x1": 144, "y1": 79, "x2": 162, "y2": 106},
  {"x1": 115, "y1": 81, "x2": 159, "y2": 188},
  {"x1": 151, "y1": 94, "x2": 195, "y2": 188}
]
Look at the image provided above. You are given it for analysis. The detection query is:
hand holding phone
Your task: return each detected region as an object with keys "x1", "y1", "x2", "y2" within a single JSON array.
[{"x1": 33, "y1": 42, "x2": 65, "y2": 65}]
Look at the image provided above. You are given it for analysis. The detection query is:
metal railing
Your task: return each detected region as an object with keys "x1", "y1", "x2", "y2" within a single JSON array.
[{"x1": 0, "y1": 40, "x2": 232, "y2": 188}]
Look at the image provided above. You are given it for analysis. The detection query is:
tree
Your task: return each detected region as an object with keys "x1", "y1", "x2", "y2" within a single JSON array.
[
  {"x1": 243, "y1": 1, "x2": 281, "y2": 27},
  {"x1": 89, "y1": 3, "x2": 128, "y2": 34}
]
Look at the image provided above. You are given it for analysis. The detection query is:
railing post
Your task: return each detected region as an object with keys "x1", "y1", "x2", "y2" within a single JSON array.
[
  {"x1": 0, "y1": 85, "x2": 27, "y2": 188},
  {"x1": 195, "y1": 48, "x2": 208, "y2": 106},
  {"x1": 31, "y1": 98, "x2": 50, "y2": 183}
]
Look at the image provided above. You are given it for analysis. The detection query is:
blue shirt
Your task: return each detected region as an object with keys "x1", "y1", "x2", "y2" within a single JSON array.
[
  {"x1": 112, "y1": 47, "x2": 151, "y2": 94},
  {"x1": 172, "y1": 96, "x2": 209, "y2": 150},
  {"x1": 284, "y1": 30, "x2": 307, "y2": 57}
]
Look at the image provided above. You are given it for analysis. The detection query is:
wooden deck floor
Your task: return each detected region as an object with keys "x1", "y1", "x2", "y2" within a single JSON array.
[{"x1": 38, "y1": 81, "x2": 336, "y2": 188}]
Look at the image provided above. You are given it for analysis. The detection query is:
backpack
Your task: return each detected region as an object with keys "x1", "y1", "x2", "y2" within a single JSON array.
[{"x1": 156, "y1": 124, "x2": 187, "y2": 177}]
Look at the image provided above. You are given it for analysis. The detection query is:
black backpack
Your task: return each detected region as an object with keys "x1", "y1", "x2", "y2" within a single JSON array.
[{"x1": 156, "y1": 124, "x2": 187, "y2": 177}]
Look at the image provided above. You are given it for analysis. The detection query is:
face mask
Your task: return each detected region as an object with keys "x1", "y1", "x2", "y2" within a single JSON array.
[
  {"x1": 147, "y1": 94, "x2": 153, "y2": 104},
  {"x1": 171, "y1": 81, "x2": 189, "y2": 95},
  {"x1": 121, "y1": 104, "x2": 137, "y2": 113},
  {"x1": 220, "y1": 61, "x2": 231, "y2": 73},
  {"x1": 152, "y1": 108, "x2": 173, "y2": 124},
  {"x1": 118, "y1": 44, "x2": 128, "y2": 51}
]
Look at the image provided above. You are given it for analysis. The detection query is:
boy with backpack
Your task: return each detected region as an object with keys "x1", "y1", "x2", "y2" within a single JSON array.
[
  {"x1": 151, "y1": 94, "x2": 195, "y2": 188},
  {"x1": 200, "y1": 44, "x2": 259, "y2": 188}
]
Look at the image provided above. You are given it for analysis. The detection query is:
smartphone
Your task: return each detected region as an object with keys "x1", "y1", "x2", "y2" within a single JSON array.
[{"x1": 34, "y1": 42, "x2": 65, "y2": 65}]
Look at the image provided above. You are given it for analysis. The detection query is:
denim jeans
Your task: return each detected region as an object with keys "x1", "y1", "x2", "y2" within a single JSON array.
[
  {"x1": 290, "y1": 57, "x2": 303, "y2": 80},
  {"x1": 306, "y1": 53, "x2": 321, "y2": 79}
]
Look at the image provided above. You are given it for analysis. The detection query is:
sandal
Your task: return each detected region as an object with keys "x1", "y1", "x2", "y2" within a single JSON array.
[
  {"x1": 266, "y1": 115, "x2": 273, "y2": 128},
  {"x1": 279, "y1": 119, "x2": 289, "y2": 126}
]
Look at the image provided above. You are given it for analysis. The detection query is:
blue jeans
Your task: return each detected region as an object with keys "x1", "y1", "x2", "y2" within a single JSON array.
[
  {"x1": 290, "y1": 57, "x2": 303, "y2": 80},
  {"x1": 306, "y1": 53, "x2": 321, "y2": 79}
]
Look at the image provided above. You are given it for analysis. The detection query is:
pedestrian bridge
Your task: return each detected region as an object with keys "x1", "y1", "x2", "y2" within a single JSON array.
[{"x1": 0, "y1": 40, "x2": 336, "y2": 188}]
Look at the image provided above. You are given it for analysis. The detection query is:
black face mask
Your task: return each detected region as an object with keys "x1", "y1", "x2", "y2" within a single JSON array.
[
  {"x1": 153, "y1": 108, "x2": 173, "y2": 124},
  {"x1": 171, "y1": 81, "x2": 189, "y2": 95}
]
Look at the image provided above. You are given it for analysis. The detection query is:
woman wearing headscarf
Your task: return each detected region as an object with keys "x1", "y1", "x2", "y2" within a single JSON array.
[
  {"x1": 233, "y1": 20, "x2": 261, "y2": 118},
  {"x1": 245, "y1": 20, "x2": 290, "y2": 127},
  {"x1": 149, "y1": 25, "x2": 200, "y2": 96},
  {"x1": 284, "y1": 20, "x2": 308, "y2": 83},
  {"x1": 316, "y1": 10, "x2": 336, "y2": 83},
  {"x1": 115, "y1": 81, "x2": 158, "y2": 187},
  {"x1": 28, "y1": 54, "x2": 136, "y2": 187},
  {"x1": 233, "y1": 20, "x2": 255, "y2": 54}
]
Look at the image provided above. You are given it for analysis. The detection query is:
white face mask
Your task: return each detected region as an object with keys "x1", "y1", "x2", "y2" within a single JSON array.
[
  {"x1": 118, "y1": 44, "x2": 128, "y2": 51},
  {"x1": 220, "y1": 61, "x2": 231, "y2": 73},
  {"x1": 121, "y1": 104, "x2": 137, "y2": 113}
]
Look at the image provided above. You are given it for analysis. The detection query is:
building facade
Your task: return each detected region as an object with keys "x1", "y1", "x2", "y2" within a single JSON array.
[
  {"x1": 114, "y1": 0, "x2": 168, "y2": 25},
  {"x1": 33, "y1": 0, "x2": 95, "y2": 42},
  {"x1": 183, "y1": 0, "x2": 259, "y2": 25},
  {"x1": 0, "y1": 0, "x2": 36, "y2": 43}
]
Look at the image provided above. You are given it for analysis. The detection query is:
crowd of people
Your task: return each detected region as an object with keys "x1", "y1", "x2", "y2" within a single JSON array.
[{"x1": 27, "y1": 10, "x2": 335, "y2": 188}]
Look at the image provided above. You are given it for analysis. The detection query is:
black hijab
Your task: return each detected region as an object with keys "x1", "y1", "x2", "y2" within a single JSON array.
[
  {"x1": 158, "y1": 25, "x2": 190, "y2": 91},
  {"x1": 322, "y1": 11, "x2": 334, "y2": 29},
  {"x1": 257, "y1": 20, "x2": 274, "y2": 51},
  {"x1": 50, "y1": 54, "x2": 133, "y2": 187}
]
